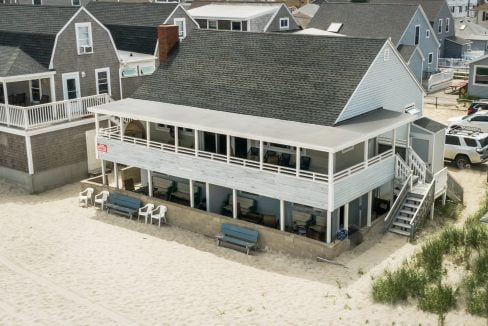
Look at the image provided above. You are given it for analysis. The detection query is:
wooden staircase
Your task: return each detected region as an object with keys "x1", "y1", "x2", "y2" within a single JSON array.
[{"x1": 388, "y1": 188, "x2": 425, "y2": 237}]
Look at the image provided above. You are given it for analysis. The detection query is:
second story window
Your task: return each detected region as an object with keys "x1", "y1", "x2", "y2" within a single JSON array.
[
  {"x1": 414, "y1": 25, "x2": 420, "y2": 45},
  {"x1": 426, "y1": 29, "x2": 430, "y2": 38},
  {"x1": 445, "y1": 18, "x2": 450, "y2": 32},
  {"x1": 279, "y1": 17, "x2": 289, "y2": 30},
  {"x1": 32, "y1": 0, "x2": 41, "y2": 5},
  {"x1": 438, "y1": 19, "x2": 442, "y2": 33},
  {"x1": 428, "y1": 53, "x2": 433, "y2": 64},
  {"x1": 72, "y1": 0, "x2": 80, "y2": 6},
  {"x1": 174, "y1": 18, "x2": 186, "y2": 39},
  {"x1": 96, "y1": 68, "x2": 111, "y2": 95},
  {"x1": 75, "y1": 23, "x2": 93, "y2": 55}
]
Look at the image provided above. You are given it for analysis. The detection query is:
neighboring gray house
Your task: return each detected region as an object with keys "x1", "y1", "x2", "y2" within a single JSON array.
[
  {"x1": 445, "y1": 18, "x2": 488, "y2": 59},
  {"x1": 85, "y1": 2, "x2": 199, "y2": 97},
  {"x1": 369, "y1": 0, "x2": 455, "y2": 58},
  {"x1": 468, "y1": 54, "x2": 488, "y2": 97},
  {"x1": 308, "y1": 3, "x2": 440, "y2": 83},
  {"x1": 187, "y1": 3, "x2": 300, "y2": 32}
]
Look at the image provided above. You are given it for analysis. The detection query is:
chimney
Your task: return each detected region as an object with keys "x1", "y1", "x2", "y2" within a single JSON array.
[{"x1": 157, "y1": 25, "x2": 180, "y2": 64}]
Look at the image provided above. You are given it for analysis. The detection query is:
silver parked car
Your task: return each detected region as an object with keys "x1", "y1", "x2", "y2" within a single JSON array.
[{"x1": 444, "y1": 127, "x2": 488, "y2": 169}]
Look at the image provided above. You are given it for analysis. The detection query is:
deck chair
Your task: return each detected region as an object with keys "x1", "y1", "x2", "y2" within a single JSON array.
[
  {"x1": 265, "y1": 150, "x2": 279, "y2": 165},
  {"x1": 150, "y1": 205, "x2": 168, "y2": 227},
  {"x1": 301, "y1": 156, "x2": 311, "y2": 171},
  {"x1": 138, "y1": 203, "x2": 154, "y2": 223},
  {"x1": 94, "y1": 190, "x2": 109, "y2": 210},
  {"x1": 79, "y1": 188, "x2": 94, "y2": 207},
  {"x1": 280, "y1": 153, "x2": 291, "y2": 167}
]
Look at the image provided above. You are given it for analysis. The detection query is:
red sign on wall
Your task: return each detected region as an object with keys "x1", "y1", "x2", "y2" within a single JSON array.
[{"x1": 97, "y1": 143, "x2": 108, "y2": 153}]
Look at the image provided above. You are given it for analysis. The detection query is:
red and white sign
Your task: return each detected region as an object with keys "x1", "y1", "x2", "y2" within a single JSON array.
[{"x1": 97, "y1": 143, "x2": 108, "y2": 153}]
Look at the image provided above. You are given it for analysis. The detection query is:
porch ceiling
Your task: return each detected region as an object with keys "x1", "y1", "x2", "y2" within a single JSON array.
[{"x1": 89, "y1": 98, "x2": 417, "y2": 152}]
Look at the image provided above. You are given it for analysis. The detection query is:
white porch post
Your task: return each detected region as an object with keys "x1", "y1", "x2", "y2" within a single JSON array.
[
  {"x1": 295, "y1": 147, "x2": 301, "y2": 176},
  {"x1": 430, "y1": 202, "x2": 435, "y2": 220},
  {"x1": 114, "y1": 162, "x2": 119, "y2": 189},
  {"x1": 101, "y1": 159, "x2": 106, "y2": 185},
  {"x1": 442, "y1": 191, "x2": 447, "y2": 206},
  {"x1": 189, "y1": 179, "x2": 194, "y2": 208},
  {"x1": 174, "y1": 126, "x2": 179, "y2": 152},
  {"x1": 392, "y1": 129, "x2": 397, "y2": 154},
  {"x1": 146, "y1": 121, "x2": 150, "y2": 147},
  {"x1": 25, "y1": 135, "x2": 34, "y2": 175},
  {"x1": 194, "y1": 129, "x2": 199, "y2": 156},
  {"x1": 406, "y1": 123, "x2": 411, "y2": 147},
  {"x1": 3, "y1": 82, "x2": 10, "y2": 126},
  {"x1": 49, "y1": 75, "x2": 56, "y2": 102},
  {"x1": 367, "y1": 191, "x2": 372, "y2": 227},
  {"x1": 279, "y1": 199, "x2": 285, "y2": 231},
  {"x1": 205, "y1": 183, "x2": 210, "y2": 212},
  {"x1": 226, "y1": 134, "x2": 231, "y2": 163},
  {"x1": 364, "y1": 139, "x2": 369, "y2": 167},
  {"x1": 232, "y1": 188, "x2": 237, "y2": 219},
  {"x1": 344, "y1": 202, "x2": 349, "y2": 231},
  {"x1": 119, "y1": 116, "x2": 123, "y2": 141},
  {"x1": 259, "y1": 140, "x2": 264, "y2": 170},
  {"x1": 148, "y1": 170, "x2": 153, "y2": 197},
  {"x1": 327, "y1": 151, "x2": 335, "y2": 244},
  {"x1": 95, "y1": 113, "x2": 100, "y2": 159}
]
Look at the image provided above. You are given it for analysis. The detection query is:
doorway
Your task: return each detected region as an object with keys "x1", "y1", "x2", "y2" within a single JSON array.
[
  {"x1": 62, "y1": 72, "x2": 80, "y2": 100},
  {"x1": 234, "y1": 137, "x2": 248, "y2": 158}
]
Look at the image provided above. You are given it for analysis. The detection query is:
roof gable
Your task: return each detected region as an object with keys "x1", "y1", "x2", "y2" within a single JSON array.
[{"x1": 131, "y1": 30, "x2": 386, "y2": 126}]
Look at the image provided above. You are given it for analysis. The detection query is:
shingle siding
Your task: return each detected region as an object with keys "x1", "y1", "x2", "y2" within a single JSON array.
[
  {"x1": 250, "y1": 12, "x2": 273, "y2": 32},
  {"x1": 51, "y1": 10, "x2": 121, "y2": 101},
  {"x1": 0, "y1": 132, "x2": 28, "y2": 173},
  {"x1": 167, "y1": 5, "x2": 200, "y2": 37},
  {"x1": 469, "y1": 56, "x2": 488, "y2": 98},
  {"x1": 265, "y1": 5, "x2": 299, "y2": 32},
  {"x1": 434, "y1": 2, "x2": 455, "y2": 57},
  {"x1": 336, "y1": 42, "x2": 423, "y2": 123}
]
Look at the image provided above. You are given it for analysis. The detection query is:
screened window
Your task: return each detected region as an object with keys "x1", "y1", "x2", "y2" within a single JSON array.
[
  {"x1": 464, "y1": 138, "x2": 478, "y2": 147},
  {"x1": 428, "y1": 53, "x2": 433, "y2": 64},
  {"x1": 96, "y1": 68, "x2": 110, "y2": 95},
  {"x1": 32, "y1": 0, "x2": 41, "y2": 5},
  {"x1": 426, "y1": 29, "x2": 430, "y2": 38},
  {"x1": 31, "y1": 79, "x2": 40, "y2": 102},
  {"x1": 446, "y1": 135, "x2": 461, "y2": 145},
  {"x1": 76, "y1": 23, "x2": 93, "y2": 54},
  {"x1": 72, "y1": 0, "x2": 80, "y2": 6},
  {"x1": 208, "y1": 20, "x2": 217, "y2": 30},
  {"x1": 475, "y1": 67, "x2": 488, "y2": 85}
]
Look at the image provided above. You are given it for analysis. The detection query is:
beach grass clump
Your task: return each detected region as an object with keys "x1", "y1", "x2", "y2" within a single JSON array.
[
  {"x1": 465, "y1": 253, "x2": 488, "y2": 319},
  {"x1": 372, "y1": 265, "x2": 426, "y2": 304},
  {"x1": 418, "y1": 284, "x2": 456, "y2": 325},
  {"x1": 434, "y1": 199, "x2": 463, "y2": 221}
]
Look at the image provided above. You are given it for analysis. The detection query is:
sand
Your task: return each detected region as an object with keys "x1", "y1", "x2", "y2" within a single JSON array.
[{"x1": 0, "y1": 105, "x2": 486, "y2": 325}]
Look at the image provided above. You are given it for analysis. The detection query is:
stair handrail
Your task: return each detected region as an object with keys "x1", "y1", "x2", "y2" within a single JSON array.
[
  {"x1": 395, "y1": 154, "x2": 410, "y2": 183},
  {"x1": 406, "y1": 146, "x2": 427, "y2": 183},
  {"x1": 409, "y1": 180, "x2": 435, "y2": 240},
  {"x1": 384, "y1": 173, "x2": 412, "y2": 233}
]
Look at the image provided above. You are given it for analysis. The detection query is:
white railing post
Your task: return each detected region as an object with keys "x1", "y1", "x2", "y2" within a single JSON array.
[
  {"x1": 148, "y1": 170, "x2": 153, "y2": 197},
  {"x1": 344, "y1": 202, "x2": 349, "y2": 231},
  {"x1": 189, "y1": 179, "x2": 194, "y2": 208},
  {"x1": 66, "y1": 100, "x2": 72, "y2": 121},
  {"x1": 280, "y1": 199, "x2": 285, "y2": 231},
  {"x1": 194, "y1": 129, "x2": 199, "y2": 157},
  {"x1": 2, "y1": 83, "x2": 9, "y2": 126},
  {"x1": 296, "y1": 146, "x2": 301, "y2": 177},
  {"x1": 119, "y1": 116, "x2": 123, "y2": 141},
  {"x1": 23, "y1": 108, "x2": 29, "y2": 129},
  {"x1": 226, "y1": 134, "x2": 231, "y2": 163},
  {"x1": 364, "y1": 139, "x2": 368, "y2": 167},
  {"x1": 95, "y1": 113, "x2": 100, "y2": 159},
  {"x1": 174, "y1": 126, "x2": 179, "y2": 153},
  {"x1": 232, "y1": 189, "x2": 237, "y2": 219},
  {"x1": 259, "y1": 140, "x2": 264, "y2": 170},
  {"x1": 146, "y1": 120, "x2": 150, "y2": 147},
  {"x1": 367, "y1": 191, "x2": 372, "y2": 227}
]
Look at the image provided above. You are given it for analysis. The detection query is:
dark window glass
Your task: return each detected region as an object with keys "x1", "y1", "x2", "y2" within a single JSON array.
[
  {"x1": 464, "y1": 138, "x2": 478, "y2": 147},
  {"x1": 446, "y1": 135, "x2": 461, "y2": 145},
  {"x1": 195, "y1": 19, "x2": 206, "y2": 29},
  {"x1": 231, "y1": 21, "x2": 241, "y2": 31},
  {"x1": 475, "y1": 67, "x2": 488, "y2": 84},
  {"x1": 415, "y1": 26, "x2": 420, "y2": 45},
  {"x1": 218, "y1": 20, "x2": 231, "y2": 30}
]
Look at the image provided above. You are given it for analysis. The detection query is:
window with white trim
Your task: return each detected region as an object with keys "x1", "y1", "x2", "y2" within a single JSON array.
[
  {"x1": 445, "y1": 18, "x2": 450, "y2": 32},
  {"x1": 32, "y1": 0, "x2": 41, "y2": 5},
  {"x1": 208, "y1": 20, "x2": 217, "y2": 30},
  {"x1": 474, "y1": 66, "x2": 488, "y2": 85},
  {"x1": 231, "y1": 21, "x2": 242, "y2": 31},
  {"x1": 75, "y1": 23, "x2": 93, "y2": 55},
  {"x1": 438, "y1": 19, "x2": 442, "y2": 33},
  {"x1": 174, "y1": 18, "x2": 186, "y2": 39},
  {"x1": 279, "y1": 17, "x2": 289, "y2": 30},
  {"x1": 31, "y1": 79, "x2": 41, "y2": 102},
  {"x1": 467, "y1": 43, "x2": 471, "y2": 51},
  {"x1": 95, "y1": 68, "x2": 111, "y2": 95},
  {"x1": 426, "y1": 29, "x2": 430, "y2": 38},
  {"x1": 428, "y1": 52, "x2": 433, "y2": 64},
  {"x1": 72, "y1": 0, "x2": 80, "y2": 6}
]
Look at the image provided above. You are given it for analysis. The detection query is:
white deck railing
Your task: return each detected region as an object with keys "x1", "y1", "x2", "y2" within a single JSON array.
[
  {"x1": 433, "y1": 167, "x2": 448, "y2": 198},
  {"x1": 427, "y1": 69, "x2": 454, "y2": 92},
  {"x1": 333, "y1": 149, "x2": 394, "y2": 182},
  {"x1": 406, "y1": 146, "x2": 427, "y2": 183},
  {"x1": 0, "y1": 94, "x2": 109, "y2": 130}
]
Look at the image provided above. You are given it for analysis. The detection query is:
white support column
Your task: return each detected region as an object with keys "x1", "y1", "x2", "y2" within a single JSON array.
[
  {"x1": 100, "y1": 160, "x2": 106, "y2": 185},
  {"x1": 232, "y1": 188, "x2": 237, "y2": 219},
  {"x1": 226, "y1": 134, "x2": 231, "y2": 163},
  {"x1": 148, "y1": 170, "x2": 153, "y2": 197},
  {"x1": 205, "y1": 183, "x2": 210, "y2": 213},
  {"x1": 344, "y1": 203, "x2": 349, "y2": 231},
  {"x1": 279, "y1": 199, "x2": 285, "y2": 231},
  {"x1": 174, "y1": 126, "x2": 179, "y2": 152},
  {"x1": 189, "y1": 179, "x2": 194, "y2": 208},
  {"x1": 442, "y1": 191, "x2": 447, "y2": 206},
  {"x1": 295, "y1": 147, "x2": 301, "y2": 177},
  {"x1": 95, "y1": 113, "x2": 100, "y2": 160},
  {"x1": 3, "y1": 82, "x2": 10, "y2": 126},
  {"x1": 392, "y1": 128, "x2": 397, "y2": 155},
  {"x1": 119, "y1": 116, "x2": 123, "y2": 141},
  {"x1": 367, "y1": 191, "x2": 372, "y2": 227},
  {"x1": 146, "y1": 120, "x2": 150, "y2": 147},
  {"x1": 114, "y1": 162, "x2": 119, "y2": 189},
  {"x1": 259, "y1": 140, "x2": 264, "y2": 170},
  {"x1": 49, "y1": 75, "x2": 56, "y2": 102},
  {"x1": 327, "y1": 151, "x2": 335, "y2": 244},
  {"x1": 25, "y1": 135, "x2": 34, "y2": 175},
  {"x1": 430, "y1": 202, "x2": 435, "y2": 220},
  {"x1": 406, "y1": 123, "x2": 411, "y2": 147},
  {"x1": 194, "y1": 129, "x2": 199, "y2": 156},
  {"x1": 364, "y1": 139, "x2": 369, "y2": 167}
]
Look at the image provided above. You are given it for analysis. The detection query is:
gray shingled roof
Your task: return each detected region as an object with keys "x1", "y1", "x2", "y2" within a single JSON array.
[
  {"x1": 0, "y1": 5, "x2": 79, "y2": 71},
  {"x1": 308, "y1": 3, "x2": 419, "y2": 45},
  {"x1": 397, "y1": 44, "x2": 417, "y2": 62},
  {"x1": 0, "y1": 45, "x2": 49, "y2": 77},
  {"x1": 414, "y1": 117, "x2": 446, "y2": 133},
  {"x1": 446, "y1": 35, "x2": 470, "y2": 45},
  {"x1": 132, "y1": 30, "x2": 386, "y2": 126},
  {"x1": 455, "y1": 19, "x2": 488, "y2": 41},
  {"x1": 368, "y1": 0, "x2": 446, "y2": 23},
  {"x1": 85, "y1": 2, "x2": 179, "y2": 54}
]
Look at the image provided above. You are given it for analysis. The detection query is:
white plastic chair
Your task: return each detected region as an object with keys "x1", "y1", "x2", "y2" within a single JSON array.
[
  {"x1": 94, "y1": 191, "x2": 110, "y2": 210},
  {"x1": 79, "y1": 188, "x2": 94, "y2": 208},
  {"x1": 138, "y1": 203, "x2": 154, "y2": 223},
  {"x1": 150, "y1": 205, "x2": 168, "y2": 227}
]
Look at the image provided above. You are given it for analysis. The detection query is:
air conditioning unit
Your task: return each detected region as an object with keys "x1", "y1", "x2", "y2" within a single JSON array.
[{"x1": 79, "y1": 46, "x2": 92, "y2": 54}]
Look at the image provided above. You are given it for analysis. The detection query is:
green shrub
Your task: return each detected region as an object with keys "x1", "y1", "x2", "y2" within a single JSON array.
[
  {"x1": 418, "y1": 284, "x2": 456, "y2": 325},
  {"x1": 417, "y1": 239, "x2": 448, "y2": 281},
  {"x1": 435, "y1": 200, "x2": 463, "y2": 221},
  {"x1": 466, "y1": 283, "x2": 488, "y2": 318},
  {"x1": 473, "y1": 253, "x2": 488, "y2": 285},
  {"x1": 372, "y1": 266, "x2": 426, "y2": 304}
]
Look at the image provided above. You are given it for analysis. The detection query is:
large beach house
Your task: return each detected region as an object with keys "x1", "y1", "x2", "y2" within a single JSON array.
[{"x1": 88, "y1": 29, "x2": 450, "y2": 257}]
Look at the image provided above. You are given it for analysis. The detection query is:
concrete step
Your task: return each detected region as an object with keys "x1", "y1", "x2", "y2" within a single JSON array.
[
  {"x1": 389, "y1": 227, "x2": 411, "y2": 236},
  {"x1": 393, "y1": 221, "x2": 412, "y2": 229}
]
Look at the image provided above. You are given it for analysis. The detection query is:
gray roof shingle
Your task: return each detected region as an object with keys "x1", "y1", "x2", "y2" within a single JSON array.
[
  {"x1": 0, "y1": 45, "x2": 49, "y2": 77},
  {"x1": 308, "y1": 3, "x2": 419, "y2": 44},
  {"x1": 397, "y1": 44, "x2": 417, "y2": 61},
  {"x1": 368, "y1": 0, "x2": 446, "y2": 23},
  {"x1": 414, "y1": 117, "x2": 446, "y2": 133},
  {"x1": 132, "y1": 30, "x2": 386, "y2": 126}
]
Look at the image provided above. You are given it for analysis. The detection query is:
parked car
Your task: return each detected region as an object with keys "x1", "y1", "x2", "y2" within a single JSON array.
[
  {"x1": 467, "y1": 100, "x2": 488, "y2": 115},
  {"x1": 444, "y1": 127, "x2": 488, "y2": 168},
  {"x1": 448, "y1": 111, "x2": 488, "y2": 133}
]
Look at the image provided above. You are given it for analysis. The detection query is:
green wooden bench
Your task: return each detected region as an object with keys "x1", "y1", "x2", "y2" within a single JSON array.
[
  {"x1": 106, "y1": 193, "x2": 141, "y2": 219},
  {"x1": 216, "y1": 223, "x2": 259, "y2": 255}
]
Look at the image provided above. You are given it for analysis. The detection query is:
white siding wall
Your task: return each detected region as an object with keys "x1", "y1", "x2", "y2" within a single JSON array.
[{"x1": 336, "y1": 43, "x2": 423, "y2": 123}]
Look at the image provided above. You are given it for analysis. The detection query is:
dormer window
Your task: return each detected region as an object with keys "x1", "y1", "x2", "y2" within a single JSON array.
[
  {"x1": 174, "y1": 18, "x2": 186, "y2": 39},
  {"x1": 279, "y1": 17, "x2": 289, "y2": 30},
  {"x1": 75, "y1": 23, "x2": 93, "y2": 55},
  {"x1": 327, "y1": 22, "x2": 343, "y2": 33},
  {"x1": 32, "y1": 0, "x2": 41, "y2": 5}
]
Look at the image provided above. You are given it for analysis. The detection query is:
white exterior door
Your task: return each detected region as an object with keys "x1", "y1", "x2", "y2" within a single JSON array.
[{"x1": 62, "y1": 72, "x2": 82, "y2": 116}]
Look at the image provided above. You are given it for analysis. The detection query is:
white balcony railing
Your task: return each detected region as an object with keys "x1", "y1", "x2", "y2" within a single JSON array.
[
  {"x1": 0, "y1": 94, "x2": 110, "y2": 130},
  {"x1": 99, "y1": 127, "x2": 396, "y2": 185}
]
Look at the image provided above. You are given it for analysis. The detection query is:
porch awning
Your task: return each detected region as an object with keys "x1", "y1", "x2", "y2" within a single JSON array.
[{"x1": 89, "y1": 98, "x2": 417, "y2": 152}]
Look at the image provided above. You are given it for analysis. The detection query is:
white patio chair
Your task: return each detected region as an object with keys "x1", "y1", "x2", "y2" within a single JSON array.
[
  {"x1": 150, "y1": 205, "x2": 168, "y2": 227},
  {"x1": 94, "y1": 190, "x2": 110, "y2": 210},
  {"x1": 138, "y1": 203, "x2": 154, "y2": 223},
  {"x1": 79, "y1": 188, "x2": 94, "y2": 208}
]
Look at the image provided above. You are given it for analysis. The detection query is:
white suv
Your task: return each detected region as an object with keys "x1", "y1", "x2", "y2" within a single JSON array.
[
  {"x1": 448, "y1": 111, "x2": 488, "y2": 133},
  {"x1": 444, "y1": 127, "x2": 488, "y2": 168}
]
